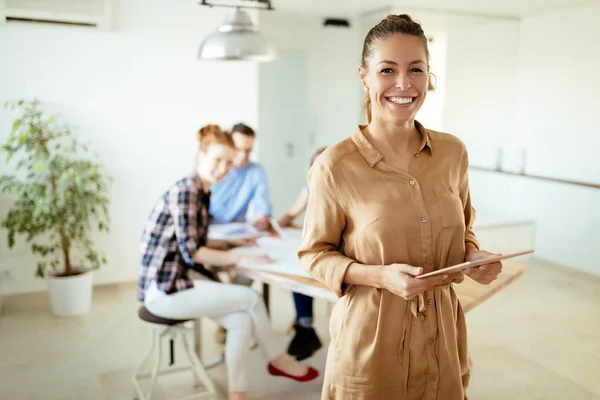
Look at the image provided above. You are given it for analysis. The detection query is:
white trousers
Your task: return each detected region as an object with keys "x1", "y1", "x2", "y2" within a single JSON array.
[{"x1": 144, "y1": 280, "x2": 281, "y2": 391}]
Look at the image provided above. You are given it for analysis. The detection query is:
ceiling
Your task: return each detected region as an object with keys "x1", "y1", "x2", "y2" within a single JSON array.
[{"x1": 271, "y1": 0, "x2": 599, "y2": 19}]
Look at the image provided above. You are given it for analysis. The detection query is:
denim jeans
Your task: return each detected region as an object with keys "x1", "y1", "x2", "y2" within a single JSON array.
[{"x1": 293, "y1": 292, "x2": 313, "y2": 321}]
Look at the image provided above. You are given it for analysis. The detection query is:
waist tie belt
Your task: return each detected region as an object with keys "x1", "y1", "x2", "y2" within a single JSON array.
[{"x1": 402, "y1": 278, "x2": 459, "y2": 392}]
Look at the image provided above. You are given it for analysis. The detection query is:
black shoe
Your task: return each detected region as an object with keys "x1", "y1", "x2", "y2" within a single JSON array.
[{"x1": 287, "y1": 324, "x2": 322, "y2": 361}]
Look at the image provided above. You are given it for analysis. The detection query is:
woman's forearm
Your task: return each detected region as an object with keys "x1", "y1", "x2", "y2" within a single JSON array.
[
  {"x1": 285, "y1": 188, "x2": 309, "y2": 218},
  {"x1": 465, "y1": 242, "x2": 479, "y2": 260},
  {"x1": 206, "y1": 238, "x2": 229, "y2": 250},
  {"x1": 343, "y1": 262, "x2": 385, "y2": 288},
  {"x1": 192, "y1": 246, "x2": 239, "y2": 267}
]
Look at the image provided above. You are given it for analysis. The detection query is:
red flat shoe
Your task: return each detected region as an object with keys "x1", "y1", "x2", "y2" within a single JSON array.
[{"x1": 267, "y1": 362, "x2": 319, "y2": 382}]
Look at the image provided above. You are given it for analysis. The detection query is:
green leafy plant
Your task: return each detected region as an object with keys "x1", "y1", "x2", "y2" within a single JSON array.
[{"x1": 0, "y1": 99, "x2": 110, "y2": 278}]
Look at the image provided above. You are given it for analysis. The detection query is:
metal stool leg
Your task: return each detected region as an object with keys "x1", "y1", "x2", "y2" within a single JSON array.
[
  {"x1": 132, "y1": 329, "x2": 158, "y2": 400},
  {"x1": 132, "y1": 323, "x2": 217, "y2": 400},
  {"x1": 192, "y1": 320, "x2": 201, "y2": 386},
  {"x1": 146, "y1": 330, "x2": 163, "y2": 400},
  {"x1": 181, "y1": 330, "x2": 217, "y2": 398}
]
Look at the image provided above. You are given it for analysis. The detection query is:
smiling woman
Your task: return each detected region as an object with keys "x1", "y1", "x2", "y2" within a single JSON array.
[
  {"x1": 299, "y1": 13, "x2": 504, "y2": 400},
  {"x1": 360, "y1": 14, "x2": 431, "y2": 126}
]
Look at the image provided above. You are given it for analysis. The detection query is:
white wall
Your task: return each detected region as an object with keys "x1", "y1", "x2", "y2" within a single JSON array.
[
  {"x1": 260, "y1": 12, "x2": 362, "y2": 150},
  {"x1": 258, "y1": 12, "x2": 362, "y2": 215},
  {"x1": 258, "y1": 50, "x2": 311, "y2": 217},
  {"x1": 0, "y1": 0, "x2": 260, "y2": 294},
  {"x1": 514, "y1": 4, "x2": 600, "y2": 184},
  {"x1": 442, "y1": 19, "x2": 521, "y2": 167},
  {"x1": 306, "y1": 23, "x2": 362, "y2": 147},
  {"x1": 475, "y1": 3, "x2": 600, "y2": 276}
]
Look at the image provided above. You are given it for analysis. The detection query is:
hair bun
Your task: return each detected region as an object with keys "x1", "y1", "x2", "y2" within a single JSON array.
[
  {"x1": 385, "y1": 14, "x2": 417, "y2": 24},
  {"x1": 197, "y1": 124, "x2": 222, "y2": 142},
  {"x1": 196, "y1": 124, "x2": 235, "y2": 151}
]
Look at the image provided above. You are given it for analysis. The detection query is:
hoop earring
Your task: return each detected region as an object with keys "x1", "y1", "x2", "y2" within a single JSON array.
[{"x1": 428, "y1": 72, "x2": 438, "y2": 92}]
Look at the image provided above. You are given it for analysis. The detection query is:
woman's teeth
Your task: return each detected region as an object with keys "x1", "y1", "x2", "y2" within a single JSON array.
[{"x1": 387, "y1": 97, "x2": 413, "y2": 104}]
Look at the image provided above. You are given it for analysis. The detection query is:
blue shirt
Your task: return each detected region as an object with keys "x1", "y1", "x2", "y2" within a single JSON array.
[{"x1": 209, "y1": 162, "x2": 272, "y2": 223}]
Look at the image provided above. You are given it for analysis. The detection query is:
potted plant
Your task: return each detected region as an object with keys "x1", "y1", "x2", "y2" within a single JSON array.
[{"x1": 0, "y1": 99, "x2": 110, "y2": 317}]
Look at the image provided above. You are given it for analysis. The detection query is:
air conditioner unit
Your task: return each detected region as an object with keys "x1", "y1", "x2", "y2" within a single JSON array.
[{"x1": 0, "y1": 0, "x2": 112, "y2": 30}]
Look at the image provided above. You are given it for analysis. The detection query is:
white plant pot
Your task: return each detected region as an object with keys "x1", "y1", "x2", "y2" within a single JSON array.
[{"x1": 47, "y1": 269, "x2": 93, "y2": 317}]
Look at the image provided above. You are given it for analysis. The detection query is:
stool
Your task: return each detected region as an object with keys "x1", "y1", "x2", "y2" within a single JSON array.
[{"x1": 132, "y1": 306, "x2": 217, "y2": 400}]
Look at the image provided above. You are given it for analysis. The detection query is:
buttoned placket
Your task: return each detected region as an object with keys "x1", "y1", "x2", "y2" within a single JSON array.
[{"x1": 406, "y1": 154, "x2": 440, "y2": 398}]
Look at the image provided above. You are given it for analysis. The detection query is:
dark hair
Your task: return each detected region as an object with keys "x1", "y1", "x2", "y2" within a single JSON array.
[
  {"x1": 361, "y1": 14, "x2": 430, "y2": 123},
  {"x1": 231, "y1": 123, "x2": 255, "y2": 137},
  {"x1": 197, "y1": 124, "x2": 234, "y2": 152}
]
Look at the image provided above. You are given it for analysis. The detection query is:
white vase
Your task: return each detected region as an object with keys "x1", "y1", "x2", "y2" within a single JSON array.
[{"x1": 47, "y1": 269, "x2": 93, "y2": 317}]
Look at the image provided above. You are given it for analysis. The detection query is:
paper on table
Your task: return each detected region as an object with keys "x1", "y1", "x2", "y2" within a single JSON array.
[
  {"x1": 236, "y1": 257, "x2": 310, "y2": 278},
  {"x1": 280, "y1": 227, "x2": 304, "y2": 242},
  {"x1": 230, "y1": 235, "x2": 309, "y2": 277},
  {"x1": 208, "y1": 222, "x2": 270, "y2": 240}
]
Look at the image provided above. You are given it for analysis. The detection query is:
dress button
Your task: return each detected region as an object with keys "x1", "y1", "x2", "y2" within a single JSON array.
[
  {"x1": 428, "y1": 299, "x2": 434, "y2": 305},
  {"x1": 417, "y1": 313, "x2": 425, "y2": 321},
  {"x1": 429, "y1": 376, "x2": 436, "y2": 382},
  {"x1": 425, "y1": 257, "x2": 431, "y2": 263},
  {"x1": 429, "y1": 338, "x2": 434, "y2": 345},
  {"x1": 409, "y1": 180, "x2": 416, "y2": 186},
  {"x1": 421, "y1": 217, "x2": 428, "y2": 223},
  {"x1": 414, "y1": 152, "x2": 421, "y2": 158}
]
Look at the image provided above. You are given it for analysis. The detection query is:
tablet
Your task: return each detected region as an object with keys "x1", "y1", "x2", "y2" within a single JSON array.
[{"x1": 415, "y1": 249, "x2": 534, "y2": 279}]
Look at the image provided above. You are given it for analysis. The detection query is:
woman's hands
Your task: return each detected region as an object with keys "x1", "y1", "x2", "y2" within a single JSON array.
[
  {"x1": 464, "y1": 250, "x2": 503, "y2": 285},
  {"x1": 380, "y1": 264, "x2": 447, "y2": 300},
  {"x1": 277, "y1": 213, "x2": 294, "y2": 228},
  {"x1": 252, "y1": 216, "x2": 271, "y2": 231},
  {"x1": 225, "y1": 237, "x2": 270, "y2": 265}
]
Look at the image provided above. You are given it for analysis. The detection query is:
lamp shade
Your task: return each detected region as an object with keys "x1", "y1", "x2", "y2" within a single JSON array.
[{"x1": 198, "y1": 8, "x2": 277, "y2": 62}]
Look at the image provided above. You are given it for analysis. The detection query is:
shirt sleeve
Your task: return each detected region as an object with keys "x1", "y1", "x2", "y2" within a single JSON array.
[
  {"x1": 459, "y1": 146, "x2": 480, "y2": 253},
  {"x1": 297, "y1": 162, "x2": 355, "y2": 298},
  {"x1": 249, "y1": 165, "x2": 273, "y2": 218},
  {"x1": 167, "y1": 182, "x2": 202, "y2": 267}
]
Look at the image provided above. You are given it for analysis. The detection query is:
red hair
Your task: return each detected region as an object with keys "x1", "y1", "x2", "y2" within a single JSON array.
[{"x1": 197, "y1": 124, "x2": 234, "y2": 151}]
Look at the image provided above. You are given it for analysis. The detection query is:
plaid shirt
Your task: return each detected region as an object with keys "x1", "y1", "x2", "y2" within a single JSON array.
[{"x1": 138, "y1": 176, "x2": 214, "y2": 301}]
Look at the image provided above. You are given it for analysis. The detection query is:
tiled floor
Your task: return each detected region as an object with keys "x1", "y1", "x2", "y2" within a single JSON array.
[{"x1": 0, "y1": 258, "x2": 599, "y2": 399}]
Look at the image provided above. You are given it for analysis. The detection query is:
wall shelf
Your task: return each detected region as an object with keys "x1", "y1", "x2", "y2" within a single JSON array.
[{"x1": 469, "y1": 166, "x2": 600, "y2": 190}]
